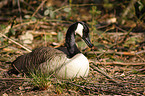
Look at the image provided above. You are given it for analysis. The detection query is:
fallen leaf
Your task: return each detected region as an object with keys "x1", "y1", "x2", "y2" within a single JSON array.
[{"x1": 20, "y1": 32, "x2": 33, "y2": 44}]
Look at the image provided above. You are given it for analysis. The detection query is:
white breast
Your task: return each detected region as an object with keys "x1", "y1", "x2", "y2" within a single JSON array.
[
  {"x1": 56, "y1": 53, "x2": 89, "y2": 79},
  {"x1": 38, "y1": 53, "x2": 89, "y2": 79}
]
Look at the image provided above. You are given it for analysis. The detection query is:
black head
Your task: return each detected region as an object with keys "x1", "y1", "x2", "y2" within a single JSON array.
[
  {"x1": 74, "y1": 22, "x2": 93, "y2": 48},
  {"x1": 65, "y1": 22, "x2": 93, "y2": 58}
]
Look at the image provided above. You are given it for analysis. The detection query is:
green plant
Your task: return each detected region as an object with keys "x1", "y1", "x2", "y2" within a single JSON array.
[
  {"x1": 29, "y1": 69, "x2": 53, "y2": 90},
  {"x1": 44, "y1": 6, "x2": 55, "y2": 18},
  {"x1": 89, "y1": 6, "x2": 101, "y2": 25},
  {"x1": 89, "y1": 6, "x2": 101, "y2": 43}
]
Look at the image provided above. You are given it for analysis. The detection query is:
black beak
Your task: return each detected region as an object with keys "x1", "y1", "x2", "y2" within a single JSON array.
[{"x1": 83, "y1": 37, "x2": 94, "y2": 48}]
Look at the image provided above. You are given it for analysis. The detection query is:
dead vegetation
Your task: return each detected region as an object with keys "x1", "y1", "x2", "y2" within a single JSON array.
[{"x1": 0, "y1": 0, "x2": 145, "y2": 95}]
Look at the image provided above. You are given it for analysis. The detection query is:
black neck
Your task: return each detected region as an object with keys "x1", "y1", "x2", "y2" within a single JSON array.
[{"x1": 65, "y1": 24, "x2": 81, "y2": 58}]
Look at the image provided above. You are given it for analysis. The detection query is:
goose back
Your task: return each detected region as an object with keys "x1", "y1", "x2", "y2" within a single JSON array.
[{"x1": 12, "y1": 47, "x2": 67, "y2": 75}]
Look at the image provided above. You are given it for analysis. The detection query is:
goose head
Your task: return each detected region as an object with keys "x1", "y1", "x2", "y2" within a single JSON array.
[
  {"x1": 66, "y1": 22, "x2": 93, "y2": 58},
  {"x1": 75, "y1": 22, "x2": 93, "y2": 48}
]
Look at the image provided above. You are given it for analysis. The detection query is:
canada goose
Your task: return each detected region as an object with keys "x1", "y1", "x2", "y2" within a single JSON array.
[{"x1": 8, "y1": 22, "x2": 93, "y2": 79}]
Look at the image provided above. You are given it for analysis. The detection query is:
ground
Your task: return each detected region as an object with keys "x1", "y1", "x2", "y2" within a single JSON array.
[{"x1": 0, "y1": 0, "x2": 145, "y2": 95}]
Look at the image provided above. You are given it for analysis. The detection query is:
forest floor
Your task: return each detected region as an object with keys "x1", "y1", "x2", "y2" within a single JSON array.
[{"x1": 0, "y1": 1, "x2": 145, "y2": 95}]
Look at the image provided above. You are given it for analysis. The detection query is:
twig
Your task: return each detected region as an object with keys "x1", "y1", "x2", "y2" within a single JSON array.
[
  {"x1": 53, "y1": 5, "x2": 70, "y2": 13},
  {"x1": 122, "y1": 0, "x2": 137, "y2": 20},
  {"x1": 13, "y1": 20, "x2": 37, "y2": 28},
  {"x1": 1, "y1": 24, "x2": 11, "y2": 34},
  {"x1": 28, "y1": 30, "x2": 57, "y2": 35},
  {"x1": 0, "y1": 32, "x2": 32, "y2": 52},
  {"x1": 90, "y1": 61, "x2": 145, "y2": 66},
  {"x1": 0, "y1": 78, "x2": 29, "y2": 80},
  {"x1": 87, "y1": 50, "x2": 145, "y2": 56},
  {"x1": 120, "y1": 28, "x2": 133, "y2": 45},
  {"x1": 20, "y1": 0, "x2": 35, "y2": 10},
  {"x1": 32, "y1": 0, "x2": 47, "y2": 17},
  {"x1": 20, "y1": 0, "x2": 43, "y2": 18},
  {"x1": 54, "y1": 42, "x2": 65, "y2": 48},
  {"x1": 135, "y1": 54, "x2": 145, "y2": 62},
  {"x1": 114, "y1": 25, "x2": 128, "y2": 33},
  {"x1": 109, "y1": 25, "x2": 137, "y2": 49},
  {"x1": 17, "y1": 0, "x2": 22, "y2": 23},
  {"x1": 33, "y1": 20, "x2": 40, "y2": 31},
  {"x1": 13, "y1": 20, "x2": 70, "y2": 29},
  {"x1": 0, "y1": 68, "x2": 7, "y2": 71},
  {"x1": 135, "y1": 50, "x2": 145, "y2": 55},
  {"x1": 52, "y1": 3, "x2": 121, "y2": 14},
  {"x1": 107, "y1": 32, "x2": 144, "y2": 35},
  {"x1": 1, "y1": 24, "x2": 31, "y2": 52},
  {"x1": 2, "y1": 85, "x2": 14, "y2": 93},
  {"x1": 95, "y1": 24, "x2": 110, "y2": 30},
  {"x1": 90, "y1": 62, "x2": 123, "y2": 86},
  {"x1": 65, "y1": 81, "x2": 101, "y2": 94},
  {"x1": 112, "y1": 1, "x2": 144, "y2": 48}
]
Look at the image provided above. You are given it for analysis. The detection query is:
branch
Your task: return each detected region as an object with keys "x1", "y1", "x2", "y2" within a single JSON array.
[
  {"x1": 90, "y1": 62, "x2": 123, "y2": 86},
  {"x1": 122, "y1": 0, "x2": 137, "y2": 19},
  {"x1": 0, "y1": 33, "x2": 32, "y2": 52},
  {"x1": 87, "y1": 50, "x2": 145, "y2": 56},
  {"x1": 20, "y1": 0, "x2": 43, "y2": 18},
  {"x1": 17, "y1": 0, "x2": 22, "y2": 22},
  {"x1": 32, "y1": 0, "x2": 47, "y2": 17},
  {"x1": 90, "y1": 61, "x2": 145, "y2": 66},
  {"x1": 0, "y1": 78, "x2": 29, "y2": 80},
  {"x1": 0, "y1": 25, "x2": 32, "y2": 52}
]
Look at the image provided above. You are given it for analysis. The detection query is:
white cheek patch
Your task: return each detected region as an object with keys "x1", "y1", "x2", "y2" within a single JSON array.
[{"x1": 75, "y1": 23, "x2": 83, "y2": 37}]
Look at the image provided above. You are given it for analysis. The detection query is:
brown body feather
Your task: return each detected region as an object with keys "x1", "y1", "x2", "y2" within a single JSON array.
[{"x1": 10, "y1": 47, "x2": 67, "y2": 75}]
